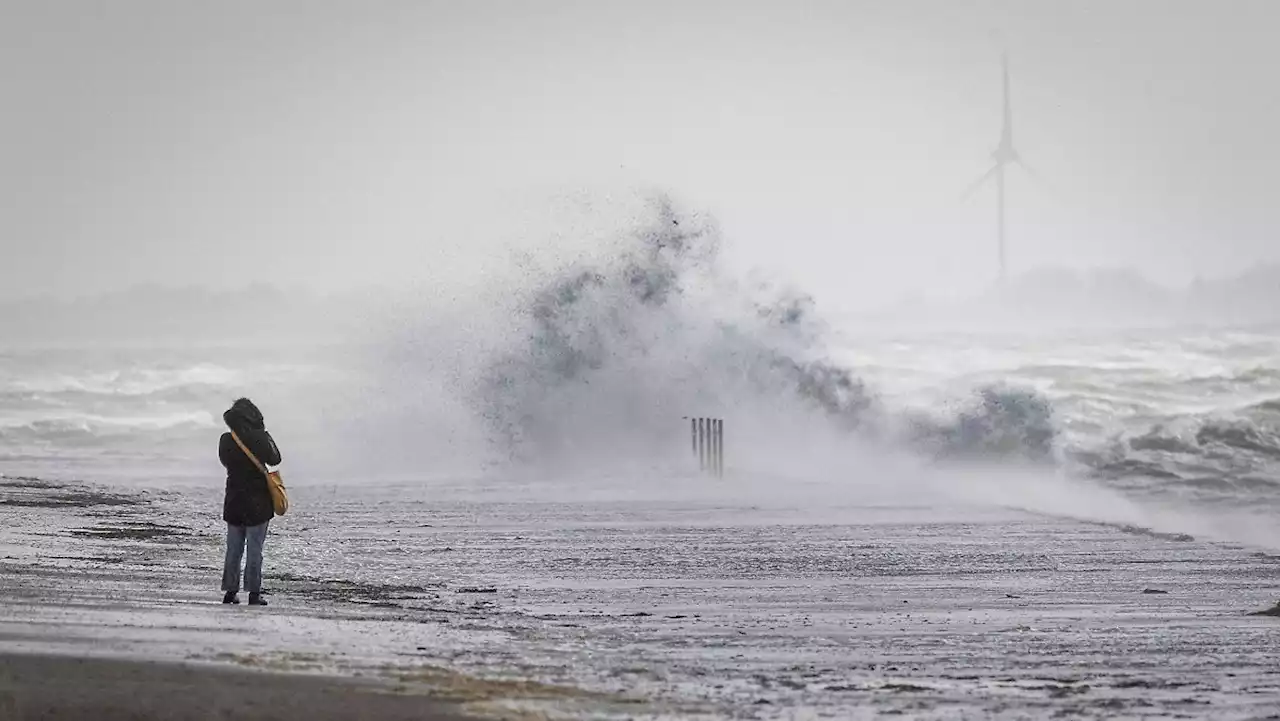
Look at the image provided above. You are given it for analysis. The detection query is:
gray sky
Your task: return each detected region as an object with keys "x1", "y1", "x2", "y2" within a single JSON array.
[{"x1": 3, "y1": 0, "x2": 1278, "y2": 311}]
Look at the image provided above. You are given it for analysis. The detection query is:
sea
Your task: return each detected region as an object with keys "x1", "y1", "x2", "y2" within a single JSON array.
[
  {"x1": 3, "y1": 327, "x2": 1279, "y2": 509},
  {"x1": 4, "y1": 209, "x2": 1280, "y2": 718}
]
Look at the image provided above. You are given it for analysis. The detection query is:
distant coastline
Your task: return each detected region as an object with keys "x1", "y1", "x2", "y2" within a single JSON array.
[
  {"x1": 3, "y1": 263, "x2": 1280, "y2": 344},
  {"x1": 0, "y1": 284, "x2": 383, "y2": 345},
  {"x1": 842, "y1": 264, "x2": 1280, "y2": 335}
]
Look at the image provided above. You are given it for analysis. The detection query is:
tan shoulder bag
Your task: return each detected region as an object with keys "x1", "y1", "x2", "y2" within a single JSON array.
[{"x1": 231, "y1": 431, "x2": 289, "y2": 517}]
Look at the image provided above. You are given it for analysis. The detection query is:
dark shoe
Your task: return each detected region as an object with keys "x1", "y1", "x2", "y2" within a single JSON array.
[
  {"x1": 248, "y1": 593, "x2": 267, "y2": 606},
  {"x1": 222, "y1": 592, "x2": 240, "y2": 605}
]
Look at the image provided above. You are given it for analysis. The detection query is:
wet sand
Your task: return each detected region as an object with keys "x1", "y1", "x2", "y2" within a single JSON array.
[
  {"x1": 4, "y1": 473, "x2": 1280, "y2": 719},
  {"x1": 0, "y1": 653, "x2": 473, "y2": 721}
]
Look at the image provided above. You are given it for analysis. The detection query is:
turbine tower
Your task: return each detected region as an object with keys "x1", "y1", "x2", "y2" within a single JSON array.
[{"x1": 962, "y1": 53, "x2": 1035, "y2": 283}]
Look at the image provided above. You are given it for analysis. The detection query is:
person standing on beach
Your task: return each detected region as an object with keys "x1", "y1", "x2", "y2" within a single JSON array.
[{"x1": 218, "y1": 398, "x2": 281, "y2": 606}]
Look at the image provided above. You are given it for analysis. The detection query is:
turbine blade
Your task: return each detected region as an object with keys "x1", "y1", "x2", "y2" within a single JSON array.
[
  {"x1": 1014, "y1": 157, "x2": 1052, "y2": 194},
  {"x1": 960, "y1": 164, "x2": 1000, "y2": 201}
]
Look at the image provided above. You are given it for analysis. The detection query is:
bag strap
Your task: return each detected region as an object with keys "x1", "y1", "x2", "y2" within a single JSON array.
[{"x1": 230, "y1": 430, "x2": 269, "y2": 478}]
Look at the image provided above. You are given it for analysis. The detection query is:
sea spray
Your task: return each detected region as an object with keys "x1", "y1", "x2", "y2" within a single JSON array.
[{"x1": 469, "y1": 193, "x2": 888, "y2": 469}]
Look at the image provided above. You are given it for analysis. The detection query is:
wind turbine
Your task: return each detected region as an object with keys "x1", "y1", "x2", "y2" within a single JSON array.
[{"x1": 962, "y1": 53, "x2": 1038, "y2": 283}]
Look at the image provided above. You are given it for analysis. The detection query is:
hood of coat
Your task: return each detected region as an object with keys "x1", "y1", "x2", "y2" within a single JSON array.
[{"x1": 223, "y1": 397, "x2": 265, "y2": 431}]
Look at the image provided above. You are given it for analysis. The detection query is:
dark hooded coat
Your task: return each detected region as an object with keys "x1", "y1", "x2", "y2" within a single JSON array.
[{"x1": 218, "y1": 398, "x2": 282, "y2": 527}]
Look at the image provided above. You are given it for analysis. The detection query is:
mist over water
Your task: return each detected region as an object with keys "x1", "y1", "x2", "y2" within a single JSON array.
[{"x1": 3, "y1": 192, "x2": 1279, "y2": 547}]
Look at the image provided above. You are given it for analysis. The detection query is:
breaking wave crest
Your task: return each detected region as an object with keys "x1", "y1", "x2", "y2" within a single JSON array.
[
  {"x1": 903, "y1": 385, "x2": 1057, "y2": 464},
  {"x1": 0, "y1": 413, "x2": 217, "y2": 445},
  {"x1": 467, "y1": 196, "x2": 881, "y2": 466},
  {"x1": 456, "y1": 194, "x2": 1057, "y2": 472},
  {"x1": 1078, "y1": 407, "x2": 1280, "y2": 492}
]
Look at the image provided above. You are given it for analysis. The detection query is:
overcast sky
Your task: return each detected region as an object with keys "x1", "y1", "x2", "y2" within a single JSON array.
[{"x1": 2, "y1": 0, "x2": 1278, "y2": 311}]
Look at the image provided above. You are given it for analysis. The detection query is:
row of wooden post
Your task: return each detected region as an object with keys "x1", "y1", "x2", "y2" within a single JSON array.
[{"x1": 690, "y1": 417, "x2": 724, "y2": 477}]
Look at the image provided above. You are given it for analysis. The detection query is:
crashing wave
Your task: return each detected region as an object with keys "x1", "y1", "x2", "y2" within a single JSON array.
[
  {"x1": 1244, "y1": 397, "x2": 1280, "y2": 416},
  {"x1": 0, "y1": 412, "x2": 217, "y2": 448},
  {"x1": 3, "y1": 365, "x2": 243, "y2": 398},
  {"x1": 901, "y1": 385, "x2": 1057, "y2": 464},
  {"x1": 467, "y1": 194, "x2": 1062, "y2": 467},
  {"x1": 1194, "y1": 419, "x2": 1280, "y2": 460},
  {"x1": 470, "y1": 195, "x2": 888, "y2": 462},
  {"x1": 1073, "y1": 410, "x2": 1280, "y2": 494}
]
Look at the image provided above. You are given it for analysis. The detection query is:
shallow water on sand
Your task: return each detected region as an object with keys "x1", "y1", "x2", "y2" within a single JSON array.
[{"x1": 3, "y1": 475, "x2": 1280, "y2": 719}]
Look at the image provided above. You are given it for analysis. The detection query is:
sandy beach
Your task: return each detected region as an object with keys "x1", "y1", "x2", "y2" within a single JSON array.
[
  {"x1": 0, "y1": 653, "x2": 474, "y2": 721},
  {"x1": 4, "y1": 473, "x2": 1280, "y2": 719}
]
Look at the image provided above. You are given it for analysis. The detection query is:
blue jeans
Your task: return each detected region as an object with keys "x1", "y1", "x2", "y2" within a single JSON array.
[{"x1": 222, "y1": 522, "x2": 269, "y2": 594}]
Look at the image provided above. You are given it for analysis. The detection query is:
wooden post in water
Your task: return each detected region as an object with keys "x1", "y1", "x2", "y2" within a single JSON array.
[
  {"x1": 715, "y1": 419, "x2": 724, "y2": 477},
  {"x1": 690, "y1": 417, "x2": 697, "y2": 464},
  {"x1": 708, "y1": 418, "x2": 715, "y2": 476},
  {"x1": 687, "y1": 417, "x2": 725, "y2": 477},
  {"x1": 697, "y1": 417, "x2": 706, "y2": 471},
  {"x1": 707, "y1": 418, "x2": 714, "y2": 472}
]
